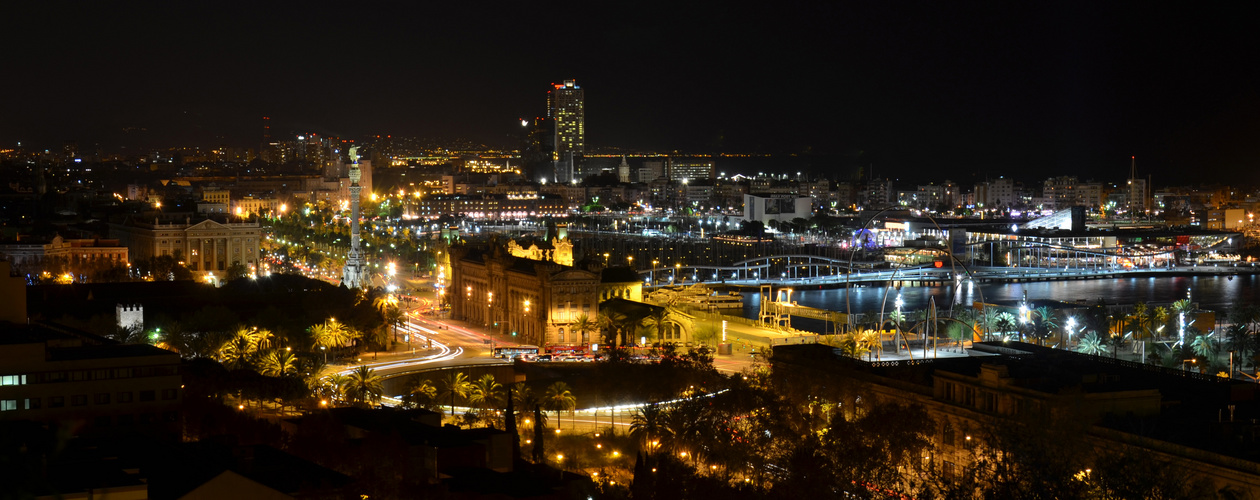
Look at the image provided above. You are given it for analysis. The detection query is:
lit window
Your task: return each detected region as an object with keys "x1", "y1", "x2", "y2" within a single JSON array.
[
  {"x1": 0, "y1": 375, "x2": 25, "y2": 385},
  {"x1": 0, "y1": 400, "x2": 17, "y2": 411}
]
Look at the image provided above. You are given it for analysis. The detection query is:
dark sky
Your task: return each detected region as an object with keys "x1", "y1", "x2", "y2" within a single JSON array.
[{"x1": 4, "y1": 2, "x2": 1260, "y2": 184}]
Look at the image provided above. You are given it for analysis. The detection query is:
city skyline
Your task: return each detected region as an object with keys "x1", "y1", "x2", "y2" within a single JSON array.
[{"x1": 4, "y1": 3, "x2": 1260, "y2": 185}]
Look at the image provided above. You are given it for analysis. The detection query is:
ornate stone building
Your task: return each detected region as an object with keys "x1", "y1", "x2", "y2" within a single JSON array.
[
  {"x1": 505, "y1": 238, "x2": 574, "y2": 267},
  {"x1": 110, "y1": 216, "x2": 260, "y2": 279},
  {"x1": 449, "y1": 246, "x2": 601, "y2": 348},
  {"x1": 0, "y1": 235, "x2": 128, "y2": 269}
]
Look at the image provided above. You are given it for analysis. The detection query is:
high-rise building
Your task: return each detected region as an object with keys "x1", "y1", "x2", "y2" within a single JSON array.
[
  {"x1": 668, "y1": 158, "x2": 715, "y2": 182},
  {"x1": 1043, "y1": 176, "x2": 1104, "y2": 211},
  {"x1": 548, "y1": 80, "x2": 584, "y2": 155},
  {"x1": 548, "y1": 80, "x2": 584, "y2": 183}
]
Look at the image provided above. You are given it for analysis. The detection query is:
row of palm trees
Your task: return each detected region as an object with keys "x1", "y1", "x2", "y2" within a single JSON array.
[
  {"x1": 398, "y1": 374, "x2": 579, "y2": 429},
  {"x1": 318, "y1": 365, "x2": 385, "y2": 407},
  {"x1": 562, "y1": 304, "x2": 692, "y2": 349},
  {"x1": 833, "y1": 299, "x2": 1202, "y2": 361}
]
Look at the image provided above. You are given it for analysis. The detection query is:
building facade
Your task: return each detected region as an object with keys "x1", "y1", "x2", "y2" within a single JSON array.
[
  {"x1": 406, "y1": 194, "x2": 567, "y2": 220},
  {"x1": 0, "y1": 235, "x2": 128, "y2": 269},
  {"x1": 0, "y1": 328, "x2": 182, "y2": 439},
  {"x1": 110, "y1": 217, "x2": 261, "y2": 276},
  {"x1": 1042, "y1": 176, "x2": 1105, "y2": 211},
  {"x1": 743, "y1": 194, "x2": 813, "y2": 226},
  {"x1": 548, "y1": 80, "x2": 585, "y2": 156},
  {"x1": 669, "y1": 158, "x2": 715, "y2": 182},
  {"x1": 449, "y1": 246, "x2": 603, "y2": 348},
  {"x1": 774, "y1": 342, "x2": 1260, "y2": 495}
]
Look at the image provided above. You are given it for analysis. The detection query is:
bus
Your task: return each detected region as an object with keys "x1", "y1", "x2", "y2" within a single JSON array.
[{"x1": 492, "y1": 345, "x2": 540, "y2": 360}]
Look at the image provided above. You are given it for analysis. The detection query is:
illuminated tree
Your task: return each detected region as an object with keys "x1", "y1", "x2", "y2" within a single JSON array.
[
  {"x1": 630, "y1": 402, "x2": 672, "y2": 452},
  {"x1": 469, "y1": 373, "x2": 504, "y2": 409},
  {"x1": 310, "y1": 319, "x2": 357, "y2": 352},
  {"x1": 1076, "y1": 332, "x2": 1106, "y2": 355},
  {"x1": 439, "y1": 372, "x2": 471, "y2": 416},
  {"x1": 343, "y1": 365, "x2": 383, "y2": 407},
  {"x1": 543, "y1": 381, "x2": 577, "y2": 428},
  {"x1": 994, "y1": 312, "x2": 1017, "y2": 339},
  {"x1": 258, "y1": 349, "x2": 297, "y2": 377},
  {"x1": 572, "y1": 314, "x2": 595, "y2": 345},
  {"x1": 400, "y1": 377, "x2": 438, "y2": 410},
  {"x1": 1034, "y1": 306, "x2": 1058, "y2": 345}
]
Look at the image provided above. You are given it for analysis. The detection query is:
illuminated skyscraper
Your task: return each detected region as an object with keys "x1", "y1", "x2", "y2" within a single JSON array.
[{"x1": 548, "y1": 80, "x2": 584, "y2": 183}]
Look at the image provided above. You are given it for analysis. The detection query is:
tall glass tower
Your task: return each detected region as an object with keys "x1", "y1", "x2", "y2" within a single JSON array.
[{"x1": 548, "y1": 80, "x2": 584, "y2": 183}]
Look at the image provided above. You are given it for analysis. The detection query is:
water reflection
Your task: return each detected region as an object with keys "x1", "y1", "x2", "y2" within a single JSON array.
[{"x1": 740, "y1": 275, "x2": 1260, "y2": 319}]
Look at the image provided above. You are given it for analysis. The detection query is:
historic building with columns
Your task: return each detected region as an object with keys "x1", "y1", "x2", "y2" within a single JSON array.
[{"x1": 110, "y1": 216, "x2": 261, "y2": 278}]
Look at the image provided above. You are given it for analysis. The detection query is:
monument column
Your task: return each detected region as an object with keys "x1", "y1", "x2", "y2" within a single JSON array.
[{"x1": 341, "y1": 147, "x2": 370, "y2": 289}]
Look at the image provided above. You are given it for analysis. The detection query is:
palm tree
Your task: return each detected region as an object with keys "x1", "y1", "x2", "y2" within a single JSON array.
[
  {"x1": 887, "y1": 309, "x2": 907, "y2": 350},
  {"x1": 384, "y1": 305, "x2": 404, "y2": 344},
  {"x1": 543, "y1": 381, "x2": 577, "y2": 428},
  {"x1": 157, "y1": 323, "x2": 193, "y2": 356},
  {"x1": 630, "y1": 403, "x2": 672, "y2": 452},
  {"x1": 1107, "y1": 332, "x2": 1130, "y2": 359},
  {"x1": 1191, "y1": 333, "x2": 1218, "y2": 361},
  {"x1": 1153, "y1": 306, "x2": 1171, "y2": 340},
  {"x1": 643, "y1": 308, "x2": 674, "y2": 344},
  {"x1": 946, "y1": 322, "x2": 971, "y2": 352},
  {"x1": 258, "y1": 349, "x2": 298, "y2": 377},
  {"x1": 993, "y1": 312, "x2": 1017, "y2": 340},
  {"x1": 1171, "y1": 299, "x2": 1194, "y2": 343},
  {"x1": 217, "y1": 333, "x2": 254, "y2": 370},
  {"x1": 311, "y1": 319, "x2": 357, "y2": 352},
  {"x1": 1131, "y1": 303, "x2": 1151, "y2": 340},
  {"x1": 512, "y1": 383, "x2": 544, "y2": 428},
  {"x1": 319, "y1": 373, "x2": 349, "y2": 404},
  {"x1": 1077, "y1": 333, "x2": 1106, "y2": 355},
  {"x1": 1034, "y1": 306, "x2": 1058, "y2": 346},
  {"x1": 469, "y1": 373, "x2": 504, "y2": 409},
  {"x1": 1109, "y1": 310, "x2": 1130, "y2": 344},
  {"x1": 440, "y1": 372, "x2": 472, "y2": 415},
  {"x1": 343, "y1": 365, "x2": 384, "y2": 407},
  {"x1": 572, "y1": 314, "x2": 595, "y2": 345},
  {"x1": 1171, "y1": 299, "x2": 1194, "y2": 317},
  {"x1": 110, "y1": 324, "x2": 143, "y2": 344},
  {"x1": 402, "y1": 377, "x2": 438, "y2": 410},
  {"x1": 976, "y1": 308, "x2": 998, "y2": 340}
]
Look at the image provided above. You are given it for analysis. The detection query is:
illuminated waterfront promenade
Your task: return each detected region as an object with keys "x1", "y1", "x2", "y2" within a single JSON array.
[{"x1": 648, "y1": 261, "x2": 1259, "y2": 288}]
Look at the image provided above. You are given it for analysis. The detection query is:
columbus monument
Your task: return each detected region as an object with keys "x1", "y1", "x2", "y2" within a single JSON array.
[{"x1": 341, "y1": 146, "x2": 370, "y2": 289}]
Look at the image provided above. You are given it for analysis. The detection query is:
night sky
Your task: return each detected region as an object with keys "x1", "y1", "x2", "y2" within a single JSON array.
[{"x1": 4, "y1": 2, "x2": 1260, "y2": 184}]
